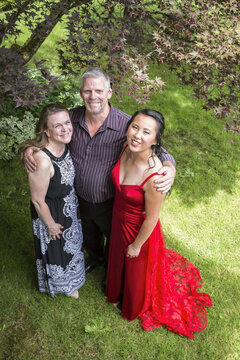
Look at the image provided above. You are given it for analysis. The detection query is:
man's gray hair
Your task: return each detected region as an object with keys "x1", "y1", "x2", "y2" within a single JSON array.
[{"x1": 80, "y1": 68, "x2": 111, "y2": 90}]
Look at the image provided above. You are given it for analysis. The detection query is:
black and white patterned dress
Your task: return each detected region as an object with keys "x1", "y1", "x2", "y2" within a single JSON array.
[{"x1": 30, "y1": 146, "x2": 85, "y2": 297}]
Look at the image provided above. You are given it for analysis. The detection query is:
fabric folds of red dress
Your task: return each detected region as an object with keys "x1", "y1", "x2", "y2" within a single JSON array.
[
  {"x1": 106, "y1": 147, "x2": 212, "y2": 339},
  {"x1": 139, "y1": 221, "x2": 212, "y2": 338}
]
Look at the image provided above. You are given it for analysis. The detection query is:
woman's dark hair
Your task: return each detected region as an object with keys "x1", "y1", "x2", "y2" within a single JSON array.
[
  {"x1": 127, "y1": 109, "x2": 165, "y2": 160},
  {"x1": 19, "y1": 103, "x2": 69, "y2": 157}
]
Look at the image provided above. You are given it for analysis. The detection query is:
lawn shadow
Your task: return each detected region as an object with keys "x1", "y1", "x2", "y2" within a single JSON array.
[
  {"x1": 152, "y1": 68, "x2": 240, "y2": 207},
  {"x1": 114, "y1": 64, "x2": 240, "y2": 208},
  {"x1": 164, "y1": 126, "x2": 239, "y2": 207}
]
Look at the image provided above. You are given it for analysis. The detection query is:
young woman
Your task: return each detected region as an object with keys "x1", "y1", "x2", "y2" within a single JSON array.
[
  {"x1": 20, "y1": 104, "x2": 85, "y2": 299},
  {"x1": 106, "y1": 109, "x2": 212, "y2": 338}
]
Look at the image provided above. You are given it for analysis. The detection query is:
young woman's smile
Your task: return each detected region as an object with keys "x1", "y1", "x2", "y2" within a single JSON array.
[{"x1": 127, "y1": 114, "x2": 157, "y2": 153}]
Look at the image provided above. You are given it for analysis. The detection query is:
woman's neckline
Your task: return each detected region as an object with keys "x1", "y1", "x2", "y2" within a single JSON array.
[
  {"x1": 42, "y1": 145, "x2": 68, "y2": 161},
  {"x1": 118, "y1": 144, "x2": 159, "y2": 187}
]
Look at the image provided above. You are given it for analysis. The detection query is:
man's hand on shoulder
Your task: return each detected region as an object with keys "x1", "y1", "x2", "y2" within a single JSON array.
[
  {"x1": 153, "y1": 161, "x2": 176, "y2": 194},
  {"x1": 24, "y1": 146, "x2": 41, "y2": 173}
]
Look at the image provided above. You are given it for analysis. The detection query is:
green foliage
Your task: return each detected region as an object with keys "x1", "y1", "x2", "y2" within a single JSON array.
[
  {"x1": 0, "y1": 111, "x2": 37, "y2": 160},
  {"x1": 84, "y1": 319, "x2": 113, "y2": 334},
  {"x1": 44, "y1": 74, "x2": 83, "y2": 109},
  {"x1": 0, "y1": 70, "x2": 82, "y2": 160},
  {"x1": 152, "y1": 0, "x2": 240, "y2": 132}
]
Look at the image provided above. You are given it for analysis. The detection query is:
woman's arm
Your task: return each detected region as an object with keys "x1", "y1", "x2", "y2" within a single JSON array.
[
  {"x1": 28, "y1": 153, "x2": 63, "y2": 239},
  {"x1": 126, "y1": 176, "x2": 166, "y2": 258}
]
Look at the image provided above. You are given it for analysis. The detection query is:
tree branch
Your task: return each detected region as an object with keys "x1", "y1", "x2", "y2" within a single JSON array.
[
  {"x1": 10, "y1": 0, "x2": 88, "y2": 64},
  {"x1": 0, "y1": 0, "x2": 34, "y2": 42}
]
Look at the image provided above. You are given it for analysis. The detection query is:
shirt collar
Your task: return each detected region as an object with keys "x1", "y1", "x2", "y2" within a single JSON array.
[{"x1": 103, "y1": 103, "x2": 120, "y2": 132}]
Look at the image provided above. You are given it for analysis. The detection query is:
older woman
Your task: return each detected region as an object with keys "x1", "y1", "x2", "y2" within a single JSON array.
[{"x1": 20, "y1": 104, "x2": 85, "y2": 299}]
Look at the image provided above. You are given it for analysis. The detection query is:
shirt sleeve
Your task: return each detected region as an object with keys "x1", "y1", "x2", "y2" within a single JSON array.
[{"x1": 160, "y1": 147, "x2": 176, "y2": 167}]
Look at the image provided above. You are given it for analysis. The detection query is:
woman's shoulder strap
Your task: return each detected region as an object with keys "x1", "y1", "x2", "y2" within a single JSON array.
[{"x1": 140, "y1": 172, "x2": 159, "y2": 187}]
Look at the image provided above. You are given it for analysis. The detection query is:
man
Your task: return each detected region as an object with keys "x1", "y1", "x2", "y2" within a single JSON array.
[{"x1": 25, "y1": 68, "x2": 176, "y2": 285}]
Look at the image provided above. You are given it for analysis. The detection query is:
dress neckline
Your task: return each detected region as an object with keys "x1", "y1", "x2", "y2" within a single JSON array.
[
  {"x1": 42, "y1": 145, "x2": 68, "y2": 162},
  {"x1": 118, "y1": 145, "x2": 158, "y2": 188}
]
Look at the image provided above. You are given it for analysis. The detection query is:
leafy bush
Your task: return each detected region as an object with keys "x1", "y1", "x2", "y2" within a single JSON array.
[
  {"x1": 44, "y1": 74, "x2": 82, "y2": 109},
  {"x1": 0, "y1": 70, "x2": 82, "y2": 160},
  {"x1": 0, "y1": 111, "x2": 37, "y2": 160}
]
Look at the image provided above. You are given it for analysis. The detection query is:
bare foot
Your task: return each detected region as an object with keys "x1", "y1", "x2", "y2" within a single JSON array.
[{"x1": 70, "y1": 290, "x2": 79, "y2": 299}]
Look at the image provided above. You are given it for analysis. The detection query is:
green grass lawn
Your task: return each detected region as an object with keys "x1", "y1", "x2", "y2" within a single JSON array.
[{"x1": 1, "y1": 15, "x2": 240, "y2": 360}]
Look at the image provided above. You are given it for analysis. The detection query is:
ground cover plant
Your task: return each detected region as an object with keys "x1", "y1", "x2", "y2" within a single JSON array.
[{"x1": 0, "y1": 63, "x2": 240, "y2": 359}]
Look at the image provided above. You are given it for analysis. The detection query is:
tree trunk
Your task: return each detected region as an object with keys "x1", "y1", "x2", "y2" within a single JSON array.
[{"x1": 10, "y1": 0, "x2": 88, "y2": 64}]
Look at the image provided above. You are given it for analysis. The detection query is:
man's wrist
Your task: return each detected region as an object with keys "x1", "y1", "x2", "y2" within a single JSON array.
[{"x1": 162, "y1": 160, "x2": 176, "y2": 174}]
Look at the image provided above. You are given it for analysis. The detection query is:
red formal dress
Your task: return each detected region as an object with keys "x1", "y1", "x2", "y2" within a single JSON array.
[{"x1": 106, "y1": 149, "x2": 212, "y2": 339}]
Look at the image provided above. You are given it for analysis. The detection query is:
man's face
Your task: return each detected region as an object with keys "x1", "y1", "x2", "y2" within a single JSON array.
[{"x1": 80, "y1": 76, "x2": 112, "y2": 115}]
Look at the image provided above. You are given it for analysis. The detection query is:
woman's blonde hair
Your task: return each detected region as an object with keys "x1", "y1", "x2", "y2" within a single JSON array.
[{"x1": 19, "y1": 103, "x2": 69, "y2": 157}]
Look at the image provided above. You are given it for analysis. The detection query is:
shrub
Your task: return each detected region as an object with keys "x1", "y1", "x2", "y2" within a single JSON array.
[{"x1": 0, "y1": 111, "x2": 37, "y2": 160}]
